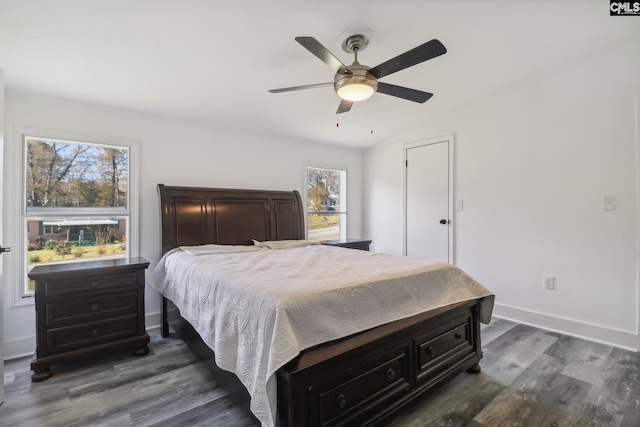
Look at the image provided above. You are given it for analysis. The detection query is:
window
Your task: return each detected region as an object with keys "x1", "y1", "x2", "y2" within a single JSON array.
[
  {"x1": 42, "y1": 224, "x2": 58, "y2": 235},
  {"x1": 306, "y1": 167, "x2": 347, "y2": 241},
  {"x1": 21, "y1": 135, "x2": 135, "y2": 297}
]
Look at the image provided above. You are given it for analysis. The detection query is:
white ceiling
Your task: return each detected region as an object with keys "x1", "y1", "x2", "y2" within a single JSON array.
[{"x1": 1, "y1": 1, "x2": 638, "y2": 148}]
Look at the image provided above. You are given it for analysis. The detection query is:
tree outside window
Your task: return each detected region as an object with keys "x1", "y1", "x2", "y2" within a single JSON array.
[
  {"x1": 26, "y1": 139, "x2": 128, "y2": 209},
  {"x1": 307, "y1": 167, "x2": 347, "y2": 241}
]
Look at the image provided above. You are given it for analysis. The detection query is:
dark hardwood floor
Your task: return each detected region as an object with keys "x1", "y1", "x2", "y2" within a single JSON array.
[{"x1": 2, "y1": 318, "x2": 639, "y2": 426}]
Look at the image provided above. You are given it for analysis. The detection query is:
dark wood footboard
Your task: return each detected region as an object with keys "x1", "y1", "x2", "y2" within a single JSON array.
[
  {"x1": 277, "y1": 299, "x2": 482, "y2": 427},
  {"x1": 163, "y1": 295, "x2": 483, "y2": 427}
]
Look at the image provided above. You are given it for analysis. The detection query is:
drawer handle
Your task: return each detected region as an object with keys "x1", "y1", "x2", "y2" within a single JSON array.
[
  {"x1": 386, "y1": 368, "x2": 396, "y2": 380},
  {"x1": 90, "y1": 281, "x2": 98, "y2": 288},
  {"x1": 91, "y1": 329, "x2": 99, "y2": 337},
  {"x1": 454, "y1": 332, "x2": 463, "y2": 340},
  {"x1": 336, "y1": 394, "x2": 347, "y2": 409},
  {"x1": 426, "y1": 347, "x2": 436, "y2": 357},
  {"x1": 90, "y1": 304, "x2": 99, "y2": 312}
]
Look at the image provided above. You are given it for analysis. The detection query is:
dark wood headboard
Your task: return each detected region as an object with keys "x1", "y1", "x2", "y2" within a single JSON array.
[{"x1": 158, "y1": 184, "x2": 305, "y2": 255}]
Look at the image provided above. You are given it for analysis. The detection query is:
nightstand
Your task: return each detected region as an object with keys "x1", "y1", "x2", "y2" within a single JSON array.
[
  {"x1": 321, "y1": 238, "x2": 372, "y2": 251},
  {"x1": 28, "y1": 257, "x2": 150, "y2": 382}
]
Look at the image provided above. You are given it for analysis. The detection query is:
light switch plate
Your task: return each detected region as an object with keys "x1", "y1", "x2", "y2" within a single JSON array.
[{"x1": 603, "y1": 196, "x2": 616, "y2": 211}]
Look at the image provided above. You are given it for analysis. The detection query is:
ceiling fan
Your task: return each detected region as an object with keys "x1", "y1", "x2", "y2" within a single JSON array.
[{"x1": 269, "y1": 34, "x2": 447, "y2": 114}]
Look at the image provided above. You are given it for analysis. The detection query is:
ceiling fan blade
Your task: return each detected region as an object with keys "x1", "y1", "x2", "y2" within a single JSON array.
[
  {"x1": 336, "y1": 99, "x2": 353, "y2": 114},
  {"x1": 295, "y1": 37, "x2": 351, "y2": 74},
  {"x1": 369, "y1": 39, "x2": 446, "y2": 79},
  {"x1": 269, "y1": 82, "x2": 333, "y2": 93},
  {"x1": 376, "y1": 82, "x2": 433, "y2": 103}
]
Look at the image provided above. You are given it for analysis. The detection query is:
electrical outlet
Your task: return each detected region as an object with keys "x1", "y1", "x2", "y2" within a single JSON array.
[{"x1": 543, "y1": 275, "x2": 555, "y2": 290}]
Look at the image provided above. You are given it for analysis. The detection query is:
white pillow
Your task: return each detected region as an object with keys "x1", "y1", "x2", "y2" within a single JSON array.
[
  {"x1": 252, "y1": 239, "x2": 319, "y2": 249},
  {"x1": 180, "y1": 244, "x2": 262, "y2": 255}
]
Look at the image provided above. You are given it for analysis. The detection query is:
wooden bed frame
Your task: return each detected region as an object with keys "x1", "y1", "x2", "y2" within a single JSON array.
[{"x1": 157, "y1": 184, "x2": 484, "y2": 427}]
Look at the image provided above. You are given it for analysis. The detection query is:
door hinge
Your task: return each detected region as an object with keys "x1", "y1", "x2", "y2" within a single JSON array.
[{"x1": 405, "y1": 160, "x2": 408, "y2": 167}]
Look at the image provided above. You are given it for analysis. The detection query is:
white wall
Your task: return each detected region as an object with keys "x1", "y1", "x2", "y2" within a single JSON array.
[
  {"x1": 364, "y1": 40, "x2": 640, "y2": 349},
  {"x1": 2, "y1": 91, "x2": 363, "y2": 359}
]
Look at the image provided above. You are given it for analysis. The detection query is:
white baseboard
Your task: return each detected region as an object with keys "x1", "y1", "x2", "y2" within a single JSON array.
[
  {"x1": 4, "y1": 336, "x2": 35, "y2": 360},
  {"x1": 3, "y1": 311, "x2": 165, "y2": 361},
  {"x1": 493, "y1": 303, "x2": 638, "y2": 352},
  {"x1": 145, "y1": 311, "x2": 162, "y2": 334}
]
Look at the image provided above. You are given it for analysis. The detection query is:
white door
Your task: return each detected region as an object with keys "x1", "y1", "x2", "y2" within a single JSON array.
[
  {"x1": 0, "y1": 70, "x2": 5, "y2": 405},
  {"x1": 405, "y1": 138, "x2": 453, "y2": 262}
]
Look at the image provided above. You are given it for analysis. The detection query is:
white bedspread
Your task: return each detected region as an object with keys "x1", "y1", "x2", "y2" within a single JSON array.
[{"x1": 147, "y1": 244, "x2": 494, "y2": 427}]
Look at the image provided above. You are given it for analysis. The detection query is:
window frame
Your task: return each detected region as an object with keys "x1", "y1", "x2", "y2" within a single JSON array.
[
  {"x1": 305, "y1": 165, "x2": 348, "y2": 241},
  {"x1": 8, "y1": 126, "x2": 140, "y2": 304}
]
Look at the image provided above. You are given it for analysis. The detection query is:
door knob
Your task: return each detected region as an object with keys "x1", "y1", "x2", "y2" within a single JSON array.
[
  {"x1": 439, "y1": 219, "x2": 447, "y2": 224},
  {"x1": 0, "y1": 246, "x2": 11, "y2": 254}
]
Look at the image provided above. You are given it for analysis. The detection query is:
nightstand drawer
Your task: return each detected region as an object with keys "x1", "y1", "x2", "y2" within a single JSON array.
[
  {"x1": 44, "y1": 271, "x2": 138, "y2": 297},
  {"x1": 46, "y1": 291, "x2": 137, "y2": 328},
  {"x1": 415, "y1": 315, "x2": 474, "y2": 382},
  {"x1": 47, "y1": 315, "x2": 138, "y2": 355}
]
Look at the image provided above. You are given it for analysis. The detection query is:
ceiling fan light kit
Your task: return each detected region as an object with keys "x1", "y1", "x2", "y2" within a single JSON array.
[
  {"x1": 336, "y1": 82, "x2": 375, "y2": 102},
  {"x1": 335, "y1": 70, "x2": 378, "y2": 102},
  {"x1": 269, "y1": 33, "x2": 447, "y2": 114}
]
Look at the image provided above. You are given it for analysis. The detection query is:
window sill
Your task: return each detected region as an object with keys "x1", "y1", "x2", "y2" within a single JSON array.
[{"x1": 12, "y1": 294, "x2": 35, "y2": 308}]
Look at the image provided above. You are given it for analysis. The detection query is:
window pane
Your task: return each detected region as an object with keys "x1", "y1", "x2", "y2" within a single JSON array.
[
  {"x1": 20, "y1": 133, "x2": 135, "y2": 298},
  {"x1": 307, "y1": 213, "x2": 345, "y2": 241},
  {"x1": 25, "y1": 217, "x2": 128, "y2": 295},
  {"x1": 307, "y1": 166, "x2": 347, "y2": 240},
  {"x1": 307, "y1": 168, "x2": 344, "y2": 213},
  {"x1": 25, "y1": 137, "x2": 128, "y2": 209}
]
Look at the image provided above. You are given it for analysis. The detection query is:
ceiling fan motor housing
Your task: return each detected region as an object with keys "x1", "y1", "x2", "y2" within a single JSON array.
[{"x1": 334, "y1": 63, "x2": 378, "y2": 95}]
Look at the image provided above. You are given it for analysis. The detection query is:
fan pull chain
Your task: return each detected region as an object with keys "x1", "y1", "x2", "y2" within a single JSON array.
[{"x1": 370, "y1": 95, "x2": 374, "y2": 134}]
